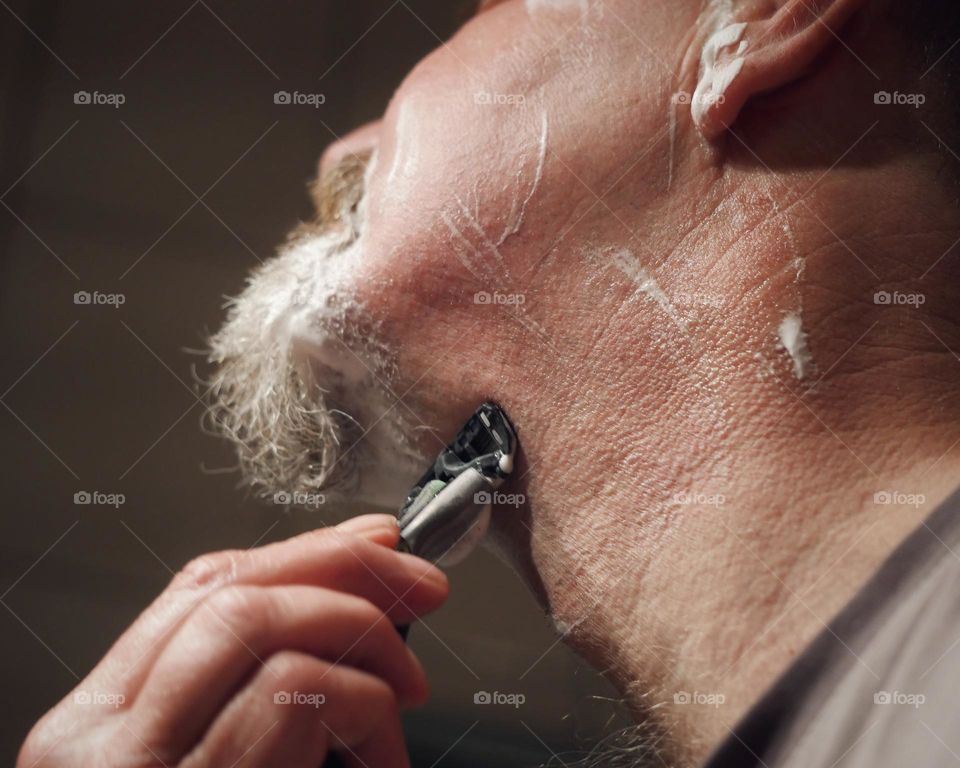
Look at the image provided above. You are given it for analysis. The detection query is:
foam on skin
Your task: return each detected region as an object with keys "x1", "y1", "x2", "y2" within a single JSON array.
[
  {"x1": 612, "y1": 248, "x2": 689, "y2": 333},
  {"x1": 691, "y1": 22, "x2": 748, "y2": 130},
  {"x1": 778, "y1": 311, "x2": 812, "y2": 380}
]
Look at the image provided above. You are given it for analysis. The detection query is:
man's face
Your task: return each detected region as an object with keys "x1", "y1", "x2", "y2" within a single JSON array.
[
  {"x1": 210, "y1": 0, "x2": 952, "y2": 720},
  {"x1": 210, "y1": 0, "x2": 712, "y2": 600},
  {"x1": 358, "y1": 0, "x2": 697, "y2": 416},
  {"x1": 352, "y1": 0, "x2": 714, "y2": 490},
  {"x1": 211, "y1": 0, "x2": 685, "y2": 486}
]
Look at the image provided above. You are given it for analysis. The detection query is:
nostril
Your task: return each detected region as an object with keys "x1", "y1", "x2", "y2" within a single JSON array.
[{"x1": 318, "y1": 120, "x2": 382, "y2": 178}]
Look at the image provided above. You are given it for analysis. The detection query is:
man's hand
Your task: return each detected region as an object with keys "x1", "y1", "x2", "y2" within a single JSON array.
[{"x1": 18, "y1": 514, "x2": 449, "y2": 768}]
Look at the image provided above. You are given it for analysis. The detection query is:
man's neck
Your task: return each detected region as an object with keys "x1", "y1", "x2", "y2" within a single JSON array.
[{"x1": 493, "y1": 153, "x2": 960, "y2": 762}]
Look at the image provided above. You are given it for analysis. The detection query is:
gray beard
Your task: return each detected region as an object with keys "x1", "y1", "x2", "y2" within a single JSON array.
[{"x1": 205, "y1": 157, "x2": 427, "y2": 510}]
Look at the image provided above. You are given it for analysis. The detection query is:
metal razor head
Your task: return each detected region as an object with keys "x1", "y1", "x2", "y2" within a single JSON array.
[{"x1": 397, "y1": 403, "x2": 516, "y2": 566}]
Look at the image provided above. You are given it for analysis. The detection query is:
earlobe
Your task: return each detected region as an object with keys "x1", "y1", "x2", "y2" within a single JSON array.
[{"x1": 691, "y1": 0, "x2": 869, "y2": 140}]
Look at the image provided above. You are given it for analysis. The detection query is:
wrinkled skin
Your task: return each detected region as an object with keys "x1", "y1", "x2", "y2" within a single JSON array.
[{"x1": 318, "y1": 0, "x2": 960, "y2": 758}]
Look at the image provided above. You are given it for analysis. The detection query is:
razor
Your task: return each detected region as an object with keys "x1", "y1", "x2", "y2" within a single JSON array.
[
  {"x1": 396, "y1": 402, "x2": 516, "y2": 566},
  {"x1": 323, "y1": 403, "x2": 517, "y2": 768},
  {"x1": 324, "y1": 404, "x2": 516, "y2": 767}
]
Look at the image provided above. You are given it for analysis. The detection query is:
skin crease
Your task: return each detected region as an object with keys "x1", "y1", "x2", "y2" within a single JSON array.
[{"x1": 316, "y1": 0, "x2": 960, "y2": 763}]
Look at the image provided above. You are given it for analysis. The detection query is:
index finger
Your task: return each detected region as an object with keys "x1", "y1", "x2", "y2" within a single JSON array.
[{"x1": 90, "y1": 515, "x2": 448, "y2": 696}]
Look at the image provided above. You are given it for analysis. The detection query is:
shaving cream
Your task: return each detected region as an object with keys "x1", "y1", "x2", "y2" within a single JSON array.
[
  {"x1": 692, "y1": 22, "x2": 747, "y2": 130},
  {"x1": 778, "y1": 311, "x2": 812, "y2": 380}
]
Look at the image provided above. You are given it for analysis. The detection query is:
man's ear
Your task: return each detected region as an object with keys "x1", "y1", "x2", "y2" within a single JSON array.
[{"x1": 692, "y1": 0, "x2": 869, "y2": 139}]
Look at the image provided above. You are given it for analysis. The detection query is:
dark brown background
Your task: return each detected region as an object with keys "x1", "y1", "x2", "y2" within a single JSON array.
[{"x1": 0, "y1": 1, "x2": 628, "y2": 765}]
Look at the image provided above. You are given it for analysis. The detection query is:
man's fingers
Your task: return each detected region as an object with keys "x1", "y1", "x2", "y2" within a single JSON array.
[
  {"x1": 86, "y1": 515, "x2": 446, "y2": 697},
  {"x1": 336, "y1": 513, "x2": 403, "y2": 543},
  {"x1": 129, "y1": 584, "x2": 427, "y2": 756},
  {"x1": 180, "y1": 651, "x2": 410, "y2": 768},
  {"x1": 178, "y1": 518, "x2": 444, "y2": 617}
]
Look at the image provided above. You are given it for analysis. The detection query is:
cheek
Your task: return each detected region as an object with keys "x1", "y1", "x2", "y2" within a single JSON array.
[
  {"x1": 360, "y1": 44, "x2": 673, "y2": 303},
  {"x1": 362, "y1": 3, "x2": 585, "y2": 286},
  {"x1": 349, "y1": 0, "x2": 681, "y2": 418},
  {"x1": 364, "y1": 88, "x2": 553, "y2": 279},
  {"x1": 355, "y1": 83, "x2": 559, "y2": 401}
]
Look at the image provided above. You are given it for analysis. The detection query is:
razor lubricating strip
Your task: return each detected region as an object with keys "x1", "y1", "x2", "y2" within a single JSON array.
[{"x1": 396, "y1": 402, "x2": 516, "y2": 566}]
